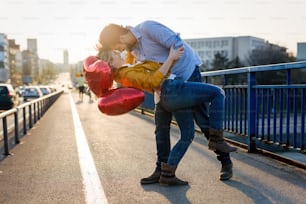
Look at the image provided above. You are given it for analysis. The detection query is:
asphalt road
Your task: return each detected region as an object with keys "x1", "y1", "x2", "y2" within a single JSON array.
[{"x1": 0, "y1": 90, "x2": 305, "y2": 204}]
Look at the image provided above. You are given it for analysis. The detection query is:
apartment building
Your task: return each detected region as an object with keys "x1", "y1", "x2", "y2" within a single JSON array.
[
  {"x1": 297, "y1": 42, "x2": 306, "y2": 61},
  {"x1": 0, "y1": 33, "x2": 9, "y2": 82},
  {"x1": 184, "y1": 36, "x2": 266, "y2": 68},
  {"x1": 27, "y1": 38, "x2": 39, "y2": 83},
  {"x1": 8, "y1": 39, "x2": 21, "y2": 86}
]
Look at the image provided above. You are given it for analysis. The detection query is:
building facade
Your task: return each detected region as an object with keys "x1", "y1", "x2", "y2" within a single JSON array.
[
  {"x1": 26, "y1": 38, "x2": 39, "y2": 83},
  {"x1": 8, "y1": 39, "x2": 21, "y2": 86},
  {"x1": 63, "y1": 49, "x2": 69, "y2": 70},
  {"x1": 184, "y1": 36, "x2": 266, "y2": 68},
  {"x1": 0, "y1": 33, "x2": 9, "y2": 83},
  {"x1": 297, "y1": 42, "x2": 306, "y2": 61}
]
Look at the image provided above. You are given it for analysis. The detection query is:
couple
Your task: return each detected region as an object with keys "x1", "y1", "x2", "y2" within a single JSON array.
[{"x1": 97, "y1": 20, "x2": 237, "y2": 186}]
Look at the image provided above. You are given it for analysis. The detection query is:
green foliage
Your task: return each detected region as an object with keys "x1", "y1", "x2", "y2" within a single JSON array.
[
  {"x1": 204, "y1": 44, "x2": 299, "y2": 85},
  {"x1": 211, "y1": 52, "x2": 229, "y2": 70},
  {"x1": 246, "y1": 44, "x2": 296, "y2": 84}
]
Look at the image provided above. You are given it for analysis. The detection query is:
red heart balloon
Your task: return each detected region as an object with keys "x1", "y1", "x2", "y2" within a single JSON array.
[
  {"x1": 83, "y1": 56, "x2": 113, "y2": 97},
  {"x1": 83, "y1": 56, "x2": 99, "y2": 72},
  {"x1": 98, "y1": 87, "x2": 145, "y2": 115}
]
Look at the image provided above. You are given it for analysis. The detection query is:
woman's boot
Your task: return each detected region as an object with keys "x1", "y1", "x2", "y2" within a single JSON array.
[
  {"x1": 159, "y1": 162, "x2": 188, "y2": 186},
  {"x1": 208, "y1": 128, "x2": 238, "y2": 153}
]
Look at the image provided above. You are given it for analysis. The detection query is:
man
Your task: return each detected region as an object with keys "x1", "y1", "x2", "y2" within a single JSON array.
[{"x1": 98, "y1": 21, "x2": 236, "y2": 185}]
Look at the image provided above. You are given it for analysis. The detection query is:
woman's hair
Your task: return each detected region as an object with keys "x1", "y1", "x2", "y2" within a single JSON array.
[
  {"x1": 97, "y1": 24, "x2": 128, "y2": 51},
  {"x1": 96, "y1": 49, "x2": 112, "y2": 62}
]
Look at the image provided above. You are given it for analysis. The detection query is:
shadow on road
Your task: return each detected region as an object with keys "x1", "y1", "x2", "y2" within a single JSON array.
[
  {"x1": 223, "y1": 180, "x2": 273, "y2": 204},
  {"x1": 142, "y1": 184, "x2": 191, "y2": 204}
]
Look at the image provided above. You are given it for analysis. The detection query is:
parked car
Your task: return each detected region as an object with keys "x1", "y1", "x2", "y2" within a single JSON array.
[
  {"x1": 23, "y1": 86, "x2": 43, "y2": 101},
  {"x1": 16, "y1": 85, "x2": 26, "y2": 97},
  {"x1": 39, "y1": 86, "x2": 51, "y2": 95},
  {"x1": 0, "y1": 83, "x2": 19, "y2": 110},
  {"x1": 47, "y1": 85, "x2": 57, "y2": 93}
]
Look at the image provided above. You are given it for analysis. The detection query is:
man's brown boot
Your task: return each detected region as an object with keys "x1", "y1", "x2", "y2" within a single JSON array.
[
  {"x1": 159, "y1": 162, "x2": 188, "y2": 186},
  {"x1": 140, "y1": 168, "x2": 161, "y2": 184},
  {"x1": 208, "y1": 128, "x2": 237, "y2": 153},
  {"x1": 220, "y1": 163, "x2": 233, "y2": 180}
]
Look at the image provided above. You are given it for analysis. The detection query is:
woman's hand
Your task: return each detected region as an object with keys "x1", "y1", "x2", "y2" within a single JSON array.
[
  {"x1": 158, "y1": 45, "x2": 184, "y2": 76},
  {"x1": 168, "y1": 45, "x2": 184, "y2": 61}
]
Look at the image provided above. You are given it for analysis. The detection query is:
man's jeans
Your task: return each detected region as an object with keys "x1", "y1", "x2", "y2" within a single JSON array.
[
  {"x1": 155, "y1": 103, "x2": 195, "y2": 166},
  {"x1": 154, "y1": 66, "x2": 231, "y2": 168}
]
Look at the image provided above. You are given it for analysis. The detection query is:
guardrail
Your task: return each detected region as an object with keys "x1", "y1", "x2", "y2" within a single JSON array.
[
  {"x1": 0, "y1": 90, "x2": 63, "y2": 157},
  {"x1": 139, "y1": 61, "x2": 306, "y2": 154},
  {"x1": 202, "y1": 61, "x2": 306, "y2": 153}
]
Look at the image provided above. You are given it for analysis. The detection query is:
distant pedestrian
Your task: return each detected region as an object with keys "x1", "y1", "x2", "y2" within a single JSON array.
[
  {"x1": 85, "y1": 84, "x2": 93, "y2": 102},
  {"x1": 77, "y1": 73, "x2": 85, "y2": 101}
]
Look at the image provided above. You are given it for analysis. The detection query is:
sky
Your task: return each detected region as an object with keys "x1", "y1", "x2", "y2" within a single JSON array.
[{"x1": 1, "y1": 0, "x2": 305, "y2": 63}]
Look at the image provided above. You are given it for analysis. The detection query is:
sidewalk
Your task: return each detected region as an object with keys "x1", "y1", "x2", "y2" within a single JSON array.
[{"x1": 223, "y1": 131, "x2": 306, "y2": 170}]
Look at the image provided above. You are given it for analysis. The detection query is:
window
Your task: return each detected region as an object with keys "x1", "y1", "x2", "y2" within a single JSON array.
[
  {"x1": 206, "y1": 51, "x2": 211, "y2": 58},
  {"x1": 221, "y1": 40, "x2": 228, "y2": 47},
  {"x1": 213, "y1": 40, "x2": 220, "y2": 48},
  {"x1": 0, "y1": 86, "x2": 8, "y2": 94}
]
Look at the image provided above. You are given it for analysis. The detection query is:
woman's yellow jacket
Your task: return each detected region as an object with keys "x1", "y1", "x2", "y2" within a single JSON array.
[{"x1": 112, "y1": 61, "x2": 165, "y2": 94}]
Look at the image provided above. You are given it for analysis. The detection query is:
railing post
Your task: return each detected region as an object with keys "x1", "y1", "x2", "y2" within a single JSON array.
[
  {"x1": 247, "y1": 72, "x2": 257, "y2": 152},
  {"x1": 286, "y1": 69, "x2": 291, "y2": 146},
  {"x1": 14, "y1": 110, "x2": 20, "y2": 144},
  {"x1": 33, "y1": 103, "x2": 37, "y2": 124},
  {"x1": 23, "y1": 107, "x2": 27, "y2": 135},
  {"x1": 2, "y1": 117, "x2": 9, "y2": 155},
  {"x1": 38, "y1": 101, "x2": 41, "y2": 119},
  {"x1": 29, "y1": 105, "x2": 32, "y2": 128}
]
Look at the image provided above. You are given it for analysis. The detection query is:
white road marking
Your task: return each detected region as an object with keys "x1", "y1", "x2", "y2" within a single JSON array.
[{"x1": 69, "y1": 93, "x2": 108, "y2": 204}]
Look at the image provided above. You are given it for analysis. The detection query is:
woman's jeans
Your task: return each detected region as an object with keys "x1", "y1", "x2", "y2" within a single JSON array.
[
  {"x1": 154, "y1": 66, "x2": 231, "y2": 167},
  {"x1": 160, "y1": 79, "x2": 225, "y2": 130}
]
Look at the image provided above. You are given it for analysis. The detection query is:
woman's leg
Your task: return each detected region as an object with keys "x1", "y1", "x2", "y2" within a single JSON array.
[
  {"x1": 161, "y1": 80, "x2": 237, "y2": 153},
  {"x1": 161, "y1": 80, "x2": 224, "y2": 130},
  {"x1": 186, "y1": 66, "x2": 233, "y2": 179}
]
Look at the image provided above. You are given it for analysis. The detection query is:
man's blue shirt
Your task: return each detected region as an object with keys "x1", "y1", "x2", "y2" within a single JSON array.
[{"x1": 131, "y1": 20, "x2": 202, "y2": 81}]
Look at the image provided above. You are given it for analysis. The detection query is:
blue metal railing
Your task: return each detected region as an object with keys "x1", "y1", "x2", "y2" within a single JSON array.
[
  {"x1": 202, "y1": 61, "x2": 306, "y2": 152},
  {"x1": 140, "y1": 61, "x2": 306, "y2": 153},
  {"x1": 0, "y1": 91, "x2": 62, "y2": 156}
]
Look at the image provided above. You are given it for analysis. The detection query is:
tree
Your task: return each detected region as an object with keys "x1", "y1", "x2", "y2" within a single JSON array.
[
  {"x1": 207, "y1": 53, "x2": 229, "y2": 84},
  {"x1": 228, "y1": 56, "x2": 244, "y2": 69},
  {"x1": 246, "y1": 43, "x2": 296, "y2": 84},
  {"x1": 226, "y1": 57, "x2": 246, "y2": 85},
  {"x1": 199, "y1": 61, "x2": 210, "y2": 72},
  {"x1": 211, "y1": 53, "x2": 229, "y2": 70},
  {"x1": 247, "y1": 44, "x2": 295, "y2": 66}
]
